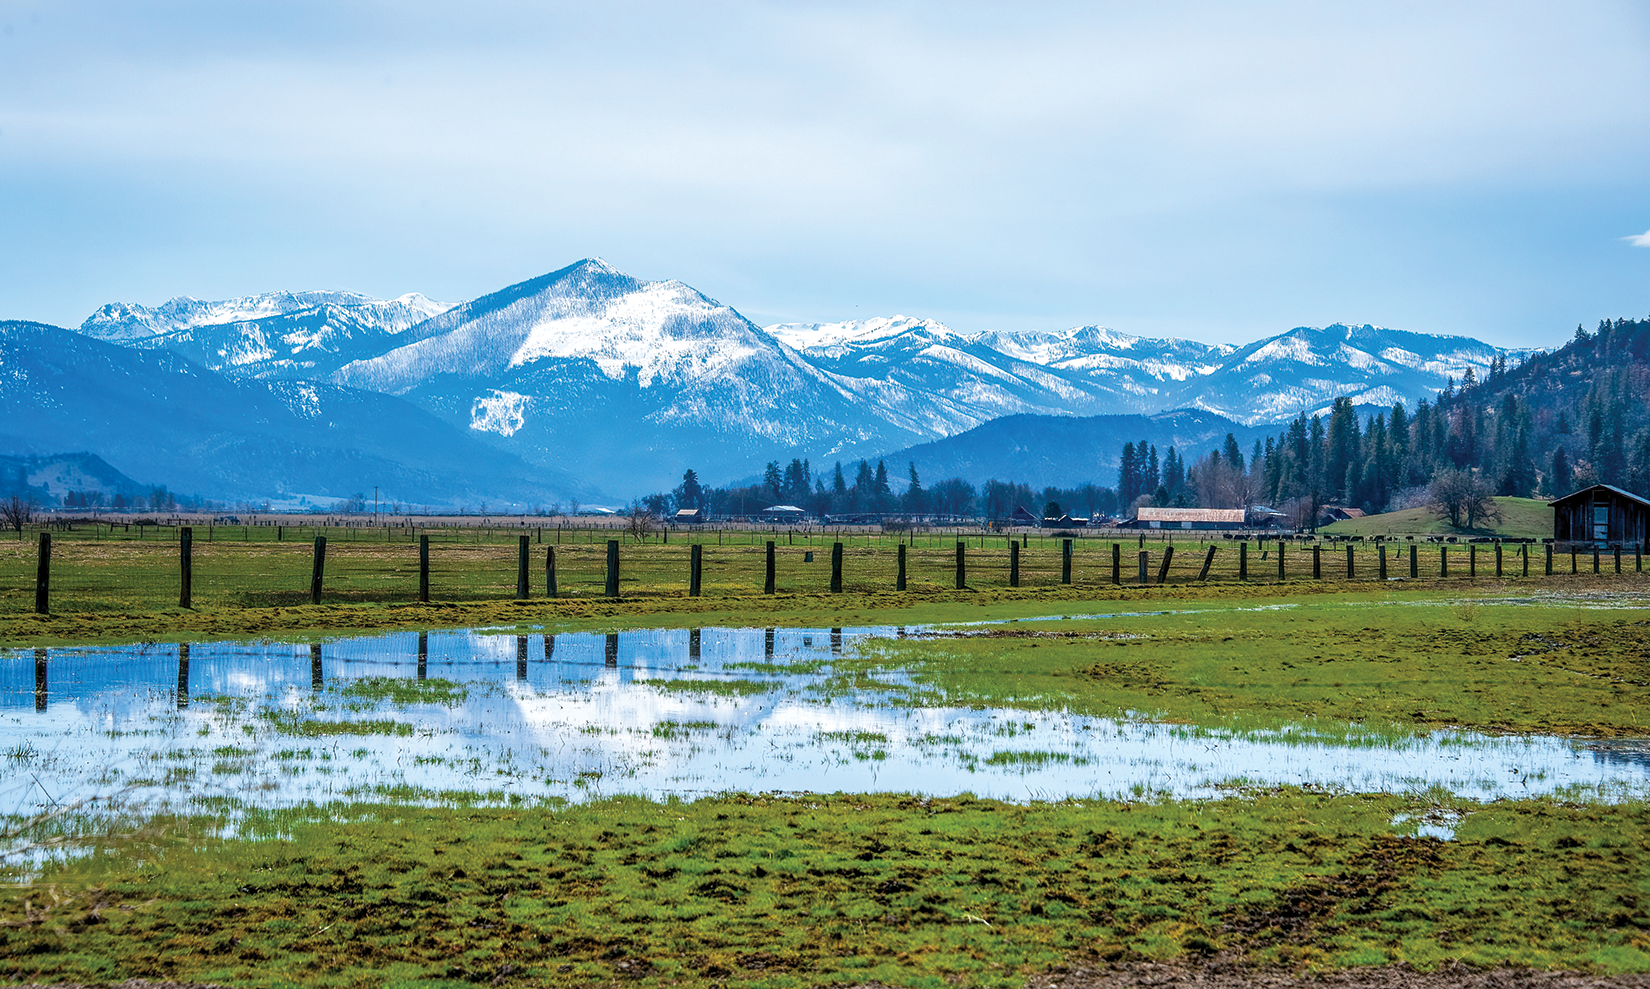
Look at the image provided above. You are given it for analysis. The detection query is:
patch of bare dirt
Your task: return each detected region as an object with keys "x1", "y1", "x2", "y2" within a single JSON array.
[{"x1": 1020, "y1": 958, "x2": 1650, "y2": 989}]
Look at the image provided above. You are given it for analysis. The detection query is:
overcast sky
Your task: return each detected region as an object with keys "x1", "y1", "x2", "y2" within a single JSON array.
[{"x1": 2, "y1": 0, "x2": 1647, "y2": 347}]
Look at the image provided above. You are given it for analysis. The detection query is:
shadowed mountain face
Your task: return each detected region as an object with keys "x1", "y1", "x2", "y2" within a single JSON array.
[
  {"x1": 881, "y1": 409, "x2": 1273, "y2": 492},
  {"x1": 0, "y1": 321, "x2": 593, "y2": 508},
  {"x1": 67, "y1": 259, "x2": 1521, "y2": 497}
]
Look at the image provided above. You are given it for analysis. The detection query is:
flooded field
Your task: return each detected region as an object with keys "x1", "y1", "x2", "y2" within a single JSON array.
[{"x1": 5, "y1": 621, "x2": 1646, "y2": 824}]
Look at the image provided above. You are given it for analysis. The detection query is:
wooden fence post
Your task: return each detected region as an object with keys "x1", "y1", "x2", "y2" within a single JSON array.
[
  {"x1": 1313, "y1": 544, "x2": 1321, "y2": 580},
  {"x1": 1521, "y1": 543, "x2": 1529, "y2": 577},
  {"x1": 1378, "y1": 543, "x2": 1387, "y2": 580},
  {"x1": 1157, "y1": 545, "x2": 1174, "y2": 584},
  {"x1": 179, "y1": 526, "x2": 193, "y2": 609},
  {"x1": 1441, "y1": 546, "x2": 1448, "y2": 578},
  {"x1": 34, "y1": 532, "x2": 50, "y2": 615},
  {"x1": 1410, "y1": 543, "x2": 1418, "y2": 578},
  {"x1": 517, "y1": 535, "x2": 530, "y2": 599},
  {"x1": 1137, "y1": 550, "x2": 1149, "y2": 584},
  {"x1": 1111, "y1": 542, "x2": 1121, "y2": 584},
  {"x1": 1198, "y1": 545, "x2": 1217, "y2": 580},
  {"x1": 606, "y1": 540, "x2": 620, "y2": 598},
  {"x1": 1593, "y1": 548, "x2": 1600, "y2": 574},
  {"x1": 1469, "y1": 544, "x2": 1477, "y2": 577},
  {"x1": 1345, "y1": 543, "x2": 1355, "y2": 579},
  {"x1": 547, "y1": 546, "x2": 559, "y2": 597},
  {"x1": 765, "y1": 541, "x2": 776, "y2": 594},
  {"x1": 419, "y1": 535, "x2": 430, "y2": 602},
  {"x1": 1238, "y1": 542, "x2": 1248, "y2": 580},
  {"x1": 1010, "y1": 542, "x2": 1019, "y2": 587},
  {"x1": 1614, "y1": 546, "x2": 1622, "y2": 574},
  {"x1": 689, "y1": 544, "x2": 701, "y2": 597},
  {"x1": 310, "y1": 536, "x2": 326, "y2": 605},
  {"x1": 831, "y1": 542, "x2": 843, "y2": 593},
  {"x1": 1061, "y1": 539, "x2": 1073, "y2": 584},
  {"x1": 1495, "y1": 542, "x2": 1503, "y2": 578},
  {"x1": 1545, "y1": 543, "x2": 1553, "y2": 575},
  {"x1": 955, "y1": 541, "x2": 966, "y2": 590},
  {"x1": 1277, "y1": 541, "x2": 1285, "y2": 580},
  {"x1": 898, "y1": 543, "x2": 908, "y2": 591}
]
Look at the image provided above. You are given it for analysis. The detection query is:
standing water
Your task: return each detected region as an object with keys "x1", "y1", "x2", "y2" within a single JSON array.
[{"x1": 3, "y1": 626, "x2": 1645, "y2": 822}]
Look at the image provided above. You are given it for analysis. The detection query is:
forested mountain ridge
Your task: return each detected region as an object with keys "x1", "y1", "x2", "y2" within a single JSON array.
[{"x1": 1171, "y1": 316, "x2": 1650, "y2": 524}]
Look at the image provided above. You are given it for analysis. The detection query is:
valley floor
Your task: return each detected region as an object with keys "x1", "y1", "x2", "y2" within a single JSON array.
[{"x1": 3, "y1": 580, "x2": 1649, "y2": 987}]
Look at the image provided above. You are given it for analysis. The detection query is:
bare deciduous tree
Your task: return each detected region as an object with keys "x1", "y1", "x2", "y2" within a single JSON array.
[
  {"x1": 1430, "y1": 469, "x2": 1503, "y2": 530},
  {"x1": 627, "y1": 501, "x2": 658, "y2": 543},
  {"x1": 1, "y1": 495, "x2": 34, "y2": 533}
]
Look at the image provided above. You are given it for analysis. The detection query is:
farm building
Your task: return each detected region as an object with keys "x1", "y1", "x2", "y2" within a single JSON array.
[
  {"x1": 1320, "y1": 506, "x2": 1366, "y2": 525},
  {"x1": 1041, "y1": 513, "x2": 1088, "y2": 528},
  {"x1": 672, "y1": 508, "x2": 705, "y2": 524},
  {"x1": 1549, "y1": 484, "x2": 1649, "y2": 548},
  {"x1": 759, "y1": 504, "x2": 807, "y2": 523},
  {"x1": 1009, "y1": 506, "x2": 1039, "y2": 526},
  {"x1": 1124, "y1": 507, "x2": 1247, "y2": 530}
]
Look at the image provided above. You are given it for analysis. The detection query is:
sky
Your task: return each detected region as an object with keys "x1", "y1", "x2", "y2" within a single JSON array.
[{"x1": 1, "y1": 0, "x2": 1648, "y2": 348}]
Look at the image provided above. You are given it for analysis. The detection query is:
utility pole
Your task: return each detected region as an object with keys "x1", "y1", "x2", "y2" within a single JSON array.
[{"x1": 373, "y1": 486, "x2": 379, "y2": 525}]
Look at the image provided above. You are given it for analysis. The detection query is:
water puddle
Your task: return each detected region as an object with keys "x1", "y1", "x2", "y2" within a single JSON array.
[{"x1": 3, "y1": 625, "x2": 1646, "y2": 821}]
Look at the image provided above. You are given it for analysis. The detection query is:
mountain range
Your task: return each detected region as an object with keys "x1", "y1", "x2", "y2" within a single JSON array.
[
  {"x1": 0, "y1": 320, "x2": 591, "y2": 510},
  {"x1": 1, "y1": 259, "x2": 1526, "y2": 504}
]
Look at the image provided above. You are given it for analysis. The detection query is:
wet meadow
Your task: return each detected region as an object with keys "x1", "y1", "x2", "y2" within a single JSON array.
[{"x1": 2, "y1": 527, "x2": 1648, "y2": 986}]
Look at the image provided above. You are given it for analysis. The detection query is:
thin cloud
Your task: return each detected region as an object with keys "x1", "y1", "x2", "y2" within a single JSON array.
[{"x1": 1626, "y1": 230, "x2": 1650, "y2": 247}]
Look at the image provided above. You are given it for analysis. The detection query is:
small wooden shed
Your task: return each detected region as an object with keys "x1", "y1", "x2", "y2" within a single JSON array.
[{"x1": 1549, "y1": 484, "x2": 1650, "y2": 548}]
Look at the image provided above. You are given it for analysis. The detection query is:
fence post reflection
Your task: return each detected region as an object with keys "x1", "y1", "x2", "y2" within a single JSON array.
[{"x1": 177, "y1": 643, "x2": 190, "y2": 709}]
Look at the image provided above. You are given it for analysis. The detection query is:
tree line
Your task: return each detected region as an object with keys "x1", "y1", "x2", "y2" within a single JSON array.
[{"x1": 646, "y1": 457, "x2": 1130, "y2": 522}]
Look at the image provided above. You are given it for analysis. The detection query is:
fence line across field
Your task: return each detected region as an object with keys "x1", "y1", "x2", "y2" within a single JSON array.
[{"x1": 7, "y1": 522, "x2": 1647, "y2": 614}]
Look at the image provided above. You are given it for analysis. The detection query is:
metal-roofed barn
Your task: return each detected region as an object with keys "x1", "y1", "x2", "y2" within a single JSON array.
[
  {"x1": 1126, "y1": 507, "x2": 1247, "y2": 530},
  {"x1": 1549, "y1": 484, "x2": 1649, "y2": 549}
]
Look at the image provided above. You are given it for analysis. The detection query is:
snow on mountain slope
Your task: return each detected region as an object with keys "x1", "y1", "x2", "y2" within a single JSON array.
[
  {"x1": 79, "y1": 290, "x2": 450, "y2": 344},
  {"x1": 75, "y1": 292, "x2": 457, "y2": 380},
  {"x1": 1167, "y1": 323, "x2": 1512, "y2": 424},
  {"x1": 768, "y1": 315, "x2": 963, "y2": 354},
  {"x1": 0, "y1": 320, "x2": 593, "y2": 507},
  {"x1": 330, "y1": 260, "x2": 951, "y2": 490}
]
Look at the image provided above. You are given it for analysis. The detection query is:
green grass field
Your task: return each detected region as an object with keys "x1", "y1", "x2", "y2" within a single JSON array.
[
  {"x1": 833, "y1": 590, "x2": 1650, "y2": 737},
  {"x1": 1318, "y1": 497, "x2": 1553, "y2": 540},
  {"x1": 4, "y1": 792, "x2": 1648, "y2": 988}
]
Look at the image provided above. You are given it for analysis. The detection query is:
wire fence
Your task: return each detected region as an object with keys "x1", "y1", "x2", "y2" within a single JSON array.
[{"x1": 2, "y1": 522, "x2": 1645, "y2": 614}]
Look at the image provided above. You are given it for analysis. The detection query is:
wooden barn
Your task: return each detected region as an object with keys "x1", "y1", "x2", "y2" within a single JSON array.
[{"x1": 1549, "y1": 484, "x2": 1650, "y2": 548}]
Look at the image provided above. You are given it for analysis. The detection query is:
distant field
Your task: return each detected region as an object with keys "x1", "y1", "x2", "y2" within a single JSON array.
[{"x1": 1318, "y1": 496, "x2": 1552, "y2": 540}]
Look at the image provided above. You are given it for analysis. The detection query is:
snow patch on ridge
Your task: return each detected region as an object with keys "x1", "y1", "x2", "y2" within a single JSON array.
[{"x1": 471, "y1": 390, "x2": 529, "y2": 436}]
